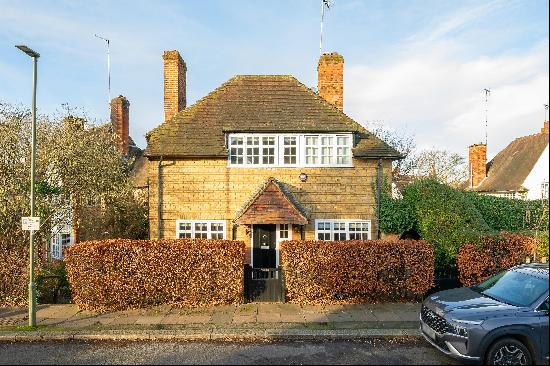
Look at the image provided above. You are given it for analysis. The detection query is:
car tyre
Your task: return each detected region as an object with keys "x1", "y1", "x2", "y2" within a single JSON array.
[{"x1": 485, "y1": 337, "x2": 533, "y2": 365}]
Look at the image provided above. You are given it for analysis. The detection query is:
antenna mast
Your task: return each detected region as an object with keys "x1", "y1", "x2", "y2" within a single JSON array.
[
  {"x1": 483, "y1": 88, "x2": 491, "y2": 145},
  {"x1": 94, "y1": 34, "x2": 111, "y2": 108},
  {"x1": 320, "y1": 0, "x2": 332, "y2": 55}
]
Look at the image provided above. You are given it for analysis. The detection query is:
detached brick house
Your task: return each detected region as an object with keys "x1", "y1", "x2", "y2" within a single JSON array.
[
  {"x1": 467, "y1": 121, "x2": 549, "y2": 200},
  {"x1": 144, "y1": 50, "x2": 401, "y2": 268}
]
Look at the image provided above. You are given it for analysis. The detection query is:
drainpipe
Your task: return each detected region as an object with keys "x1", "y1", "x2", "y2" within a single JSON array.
[
  {"x1": 157, "y1": 156, "x2": 163, "y2": 239},
  {"x1": 376, "y1": 158, "x2": 382, "y2": 239}
]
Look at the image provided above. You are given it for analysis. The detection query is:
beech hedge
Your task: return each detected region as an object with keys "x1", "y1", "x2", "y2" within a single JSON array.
[
  {"x1": 280, "y1": 240, "x2": 434, "y2": 304},
  {"x1": 65, "y1": 239, "x2": 245, "y2": 311},
  {"x1": 457, "y1": 232, "x2": 535, "y2": 287}
]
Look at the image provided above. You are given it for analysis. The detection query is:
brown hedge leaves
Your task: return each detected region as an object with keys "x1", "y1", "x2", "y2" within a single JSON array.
[
  {"x1": 64, "y1": 239, "x2": 245, "y2": 311},
  {"x1": 457, "y1": 232, "x2": 535, "y2": 287},
  {"x1": 280, "y1": 240, "x2": 434, "y2": 304}
]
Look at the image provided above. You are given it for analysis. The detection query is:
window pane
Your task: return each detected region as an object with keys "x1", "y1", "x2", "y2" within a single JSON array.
[
  {"x1": 262, "y1": 147, "x2": 275, "y2": 164},
  {"x1": 283, "y1": 137, "x2": 297, "y2": 165},
  {"x1": 306, "y1": 147, "x2": 318, "y2": 164},
  {"x1": 321, "y1": 147, "x2": 333, "y2": 164},
  {"x1": 280, "y1": 224, "x2": 289, "y2": 239},
  {"x1": 337, "y1": 136, "x2": 349, "y2": 146},
  {"x1": 230, "y1": 137, "x2": 243, "y2": 145},
  {"x1": 246, "y1": 147, "x2": 259, "y2": 164},
  {"x1": 230, "y1": 147, "x2": 243, "y2": 164},
  {"x1": 305, "y1": 136, "x2": 318, "y2": 145}
]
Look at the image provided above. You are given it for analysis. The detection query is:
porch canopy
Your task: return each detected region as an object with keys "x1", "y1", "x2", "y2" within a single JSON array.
[{"x1": 234, "y1": 177, "x2": 308, "y2": 225}]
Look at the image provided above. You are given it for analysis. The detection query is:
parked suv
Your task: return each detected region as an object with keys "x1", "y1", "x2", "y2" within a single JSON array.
[{"x1": 421, "y1": 263, "x2": 549, "y2": 365}]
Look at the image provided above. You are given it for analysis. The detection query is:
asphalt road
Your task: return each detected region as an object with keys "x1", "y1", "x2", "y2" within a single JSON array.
[{"x1": 0, "y1": 338, "x2": 461, "y2": 365}]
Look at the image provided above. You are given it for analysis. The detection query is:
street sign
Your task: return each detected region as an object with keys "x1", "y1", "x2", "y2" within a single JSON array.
[{"x1": 22, "y1": 217, "x2": 40, "y2": 231}]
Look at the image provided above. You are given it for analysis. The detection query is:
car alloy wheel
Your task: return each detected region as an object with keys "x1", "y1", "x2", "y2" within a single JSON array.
[{"x1": 493, "y1": 345, "x2": 528, "y2": 365}]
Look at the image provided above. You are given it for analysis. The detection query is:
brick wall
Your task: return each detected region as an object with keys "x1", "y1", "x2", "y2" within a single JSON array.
[
  {"x1": 468, "y1": 143, "x2": 487, "y2": 188},
  {"x1": 318, "y1": 52, "x2": 344, "y2": 110},
  {"x1": 110, "y1": 95, "x2": 129, "y2": 155},
  {"x1": 147, "y1": 158, "x2": 391, "y2": 263},
  {"x1": 163, "y1": 50, "x2": 186, "y2": 121}
]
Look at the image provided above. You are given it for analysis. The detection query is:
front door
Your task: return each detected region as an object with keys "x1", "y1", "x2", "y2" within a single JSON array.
[{"x1": 252, "y1": 224, "x2": 276, "y2": 268}]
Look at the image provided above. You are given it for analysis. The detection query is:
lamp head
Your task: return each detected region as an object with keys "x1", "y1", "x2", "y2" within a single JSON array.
[{"x1": 16, "y1": 45, "x2": 40, "y2": 58}]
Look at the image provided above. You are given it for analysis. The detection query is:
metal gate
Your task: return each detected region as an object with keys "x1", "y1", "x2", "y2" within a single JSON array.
[{"x1": 244, "y1": 265, "x2": 285, "y2": 302}]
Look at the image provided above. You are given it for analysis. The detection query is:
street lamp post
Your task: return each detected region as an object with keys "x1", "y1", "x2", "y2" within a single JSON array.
[{"x1": 16, "y1": 44, "x2": 40, "y2": 327}]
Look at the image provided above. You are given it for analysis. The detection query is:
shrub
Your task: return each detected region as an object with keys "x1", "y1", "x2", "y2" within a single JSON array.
[
  {"x1": 465, "y1": 193, "x2": 548, "y2": 232},
  {"x1": 280, "y1": 240, "x2": 434, "y2": 304},
  {"x1": 0, "y1": 245, "x2": 29, "y2": 307},
  {"x1": 535, "y1": 230, "x2": 549, "y2": 260},
  {"x1": 65, "y1": 239, "x2": 245, "y2": 311},
  {"x1": 379, "y1": 192, "x2": 416, "y2": 235},
  {"x1": 457, "y1": 232, "x2": 535, "y2": 287},
  {"x1": 403, "y1": 179, "x2": 493, "y2": 271}
]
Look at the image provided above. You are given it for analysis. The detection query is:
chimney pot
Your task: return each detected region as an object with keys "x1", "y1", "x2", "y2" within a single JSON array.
[
  {"x1": 318, "y1": 52, "x2": 344, "y2": 110},
  {"x1": 163, "y1": 50, "x2": 186, "y2": 121}
]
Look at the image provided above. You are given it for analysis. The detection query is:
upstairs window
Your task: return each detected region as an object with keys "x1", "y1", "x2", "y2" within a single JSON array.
[{"x1": 228, "y1": 133, "x2": 353, "y2": 167}]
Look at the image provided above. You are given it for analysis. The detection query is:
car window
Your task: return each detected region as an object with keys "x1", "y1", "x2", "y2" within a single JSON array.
[{"x1": 471, "y1": 270, "x2": 549, "y2": 307}]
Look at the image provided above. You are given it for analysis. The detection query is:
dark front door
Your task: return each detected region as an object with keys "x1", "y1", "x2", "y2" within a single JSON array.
[{"x1": 252, "y1": 224, "x2": 276, "y2": 268}]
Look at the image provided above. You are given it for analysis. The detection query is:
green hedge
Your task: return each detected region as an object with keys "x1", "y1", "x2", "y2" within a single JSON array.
[
  {"x1": 464, "y1": 192, "x2": 548, "y2": 231},
  {"x1": 379, "y1": 178, "x2": 549, "y2": 271}
]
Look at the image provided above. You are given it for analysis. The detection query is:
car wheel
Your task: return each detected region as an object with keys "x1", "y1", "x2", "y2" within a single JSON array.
[{"x1": 486, "y1": 337, "x2": 533, "y2": 365}]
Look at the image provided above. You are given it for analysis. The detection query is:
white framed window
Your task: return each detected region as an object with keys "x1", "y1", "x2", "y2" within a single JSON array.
[
  {"x1": 228, "y1": 133, "x2": 353, "y2": 168},
  {"x1": 50, "y1": 225, "x2": 73, "y2": 260},
  {"x1": 278, "y1": 224, "x2": 289, "y2": 240},
  {"x1": 176, "y1": 220, "x2": 226, "y2": 239},
  {"x1": 542, "y1": 182, "x2": 549, "y2": 200},
  {"x1": 315, "y1": 219, "x2": 372, "y2": 241}
]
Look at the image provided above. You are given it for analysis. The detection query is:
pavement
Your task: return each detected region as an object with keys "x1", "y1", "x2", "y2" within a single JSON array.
[{"x1": 0, "y1": 302, "x2": 422, "y2": 342}]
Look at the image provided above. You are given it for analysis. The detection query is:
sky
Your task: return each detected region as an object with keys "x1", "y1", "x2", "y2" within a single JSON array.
[{"x1": 0, "y1": 0, "x2": 548, "y2": 159}]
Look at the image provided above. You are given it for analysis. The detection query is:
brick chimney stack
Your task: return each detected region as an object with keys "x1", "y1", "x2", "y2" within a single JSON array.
[
  {"x1": 468, "y1": 143, "x2": 487, "y2": 188},
  {"x1": 163, "y1": 50, "x2": 186, "y2": 121},
  {"x1": 541, "y1": 120, "x2": 549, "y2": 134},
  {"x1": 110, "y1": 95, "x2": 130, "y2": 156},
  {"x1": 318, "y1": 52, "x2": 344, "y2": 110}
]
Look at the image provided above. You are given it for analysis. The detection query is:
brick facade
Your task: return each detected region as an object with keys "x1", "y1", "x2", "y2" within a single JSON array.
[
  {"x1": 468, "y1": 143, "x2": 487, "y2": 188},
  {"x1": 110, "y1": 95, "x2": 130, "y2": 156},
  {"x1": 542, "y1": 120, "x2": 549, "y2": 135},
  {"x1": 318, "y1": 52, "x2": 344, "y2": 110},
  {"x1": 163, "y1": 50, "x2": 186, "y2": 121},
  {"x1": 147, "y1": 157, "x2": 391, "y2": 264}
]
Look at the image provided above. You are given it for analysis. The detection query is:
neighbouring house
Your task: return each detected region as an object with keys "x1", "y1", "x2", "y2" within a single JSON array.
[
  {"x1": 466, "y1": 121, "x2": 549, "y2": 200},
  {"x1": 48, "y1": 96, "x2": 144, "y2": 260},
  {"x1": 143, "y1": 50, "x2": 401, "y2": 268}
]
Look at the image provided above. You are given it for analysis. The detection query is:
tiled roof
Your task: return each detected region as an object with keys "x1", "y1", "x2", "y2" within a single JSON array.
[
  {"x1": 474, "y1": 132, "x2": 548, "y2": 192},
  {"x1": 234, "y1": 177, "x2": 308, "y2": 225},
  {"x1": 145, "y1": 75, "x2": 401, "y2": 159}
]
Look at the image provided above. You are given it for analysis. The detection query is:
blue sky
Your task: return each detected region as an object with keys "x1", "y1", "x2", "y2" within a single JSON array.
[{"x1": 1, "y1": 0, "x2": 548, "y2": 158}]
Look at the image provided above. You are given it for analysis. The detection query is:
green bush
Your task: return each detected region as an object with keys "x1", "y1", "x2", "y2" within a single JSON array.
[
  {"x1": 535, "y1": 231, "x2": 549, "y2": 260},
  {"x1": 402, "y1": 179, "x2": 493, "y2": 270},
  {"x1": 379, "y1": 193, "x2": 416, "y2": 234},
  {"x1": 465, "y1": 193, "x2": 548, "y2": 231}
]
